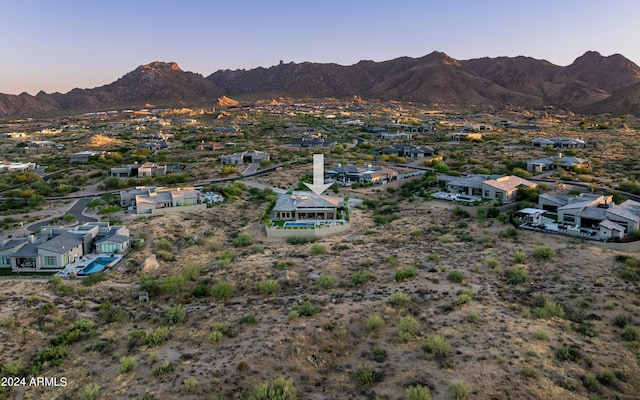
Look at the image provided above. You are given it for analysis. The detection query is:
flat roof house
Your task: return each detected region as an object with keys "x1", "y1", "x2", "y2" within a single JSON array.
[
  {"x1": 121, "y1": 186, "x2": 200, "y2": 214},
  {"x1": 220, "y1": 151, "x2": 270, "y2": 165},
  {"x1": 325, "y1": 164, "x2": 398, "y2": 185},
  {"x1": 526, "y1": 154, "x2": 589, "y2": 173}
]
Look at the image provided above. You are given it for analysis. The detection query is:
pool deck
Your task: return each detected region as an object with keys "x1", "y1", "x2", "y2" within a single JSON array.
[{"x1": 56, "y1": 254, "x2": 123, "y2": 278}]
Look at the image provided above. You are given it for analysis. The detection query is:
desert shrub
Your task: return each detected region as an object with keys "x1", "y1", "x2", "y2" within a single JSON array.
[
  {"x1": 164, "y1": 304, "x2": 186, "y2": 326},
  {"x1": 211, "y1": 281, "x2": 234, "y2": 300},
  {"x1": 372, "y1": 346, "x2": 388, "y2": 362},
  {"x1": 397, "y1": 315, "x2": 419, "y2": 342},
  {"x1": 310, "y1": 243, "x2": 327, "y2": 255},
  {"x1": 422, "y1": 335, "x2": 451, "y2": 359},
  {"x1": 161, "y1": 275, "x2": 186, "y2": 296},
  {"x1": 148, "y1": 351, "x2": 159, "y2": 364},
  {"x1": 181, "y1": 265, "x2": 200, "y2": 281},
  {"x1": 389, "y1": 292, "x2": 412, "y2": 307},
  {"x1": 239, "y1": 315, "x2": 257, "y2": 324},
  {"x1": 145, "y1": 327, "x2": 170, "y2": 347},
  {"x1": 466, "y1": 310, "x2": 480, "y2": 323},
  {"x1": 534, "y1": 246, "x2": 555, "y2": 261},
  {"x1": 248, "y1": 376, "x2": 297, "y2": 400},
  {"x1": 98, "y1": 302, "x2": 128, "y2": 323},
  {"x1": 597, "y1": 369, "x2": 616, "y2": 386},
  {"x1": 192, "y1": 282, "x2": 210, "y2": 297},
  {"x1": 81, "y1": 272, "x2": 106, "y2": 286},
  {"x1": 154, "y1": 238, "x2": 172, "y2": 251},
  {"x1": 583, "y1": 374, "x2": 599, "y2": 391},
  {"x1": 2, "y1": 360, "x2": 25, "y2": 376},
  {"x1": 521, "y1": 366, "x2": 537, "y2": 379},
  {"x1": 622, "y1": 326, "x2": 639, "y2": 341},
  {"x1": 533, "y1": 300, "x2": 564, "y2": 319},
  {"x1": 209, "y1": 330, "x2": 224, "y2": 344},
  {"x1": 249, "y1": 244, "x2": 264, "y2": 254},
  {"x1": 614, "y1": 314, "x2": 630, "y2": 328},
  {"x1": 453, "y1": 289, "x2": 474, "y2": 306},
  {"x1": 286, "y1": 236, "x2": 314, "y2": 245},
  {"x1": 449, "y1": 382, "x2": 470, "y2": 400},
  {"x1": 183, "y1": 376, "x2": 197, "y2": 391},
  {"x1": 534, "y1": 329, "x2": 549, "y2": 341},
  {"x1": 504, "y1": 226, "x2": 518, "y2": 237},
  {"x1": 350, "y1": 270, "x2": 373, "y2": 285},
  {"x1": 366, "y1": 315, "x2": 385, "y2": 332},
  {"x1": 140, "y1": 276, "x2": 161, "y2": 297},
  {"x1": 504, "y1": 268, "x2": 528, "y2": 284},
  {"x1": 233, "y1": 232, "x2": 253, "y2": 247},
  {"x1": 256, "y1": 279, "x2": 280, "y2": 295},
  {"x1": 354, "y1": 366, "x2": 384, "y2": 385},
  {"x1": 555, "y1": 345, "x2": 581, "y2": 362},
  {"x1": 514, "y1": 251, "x2": 527, "y2": 263},
  {"x1": 119, "y1": 355, "x2": 137, "y2": 373},
  {"x1": 317, "y1": 274, "x2": 336, "y2": 290},
  {"x1": 80, "y1": 383, "x2": 101, "y2": 400},
  {"x1": 151, "y1": 360, "x2": 173, "y2": 376},
  {"x1": 485, "y1": 257, "x2": 500, "y2": 269},
  {"x1": 428, "y1": 253, "x2": 440, "y2": 261},
  {"x1": 395, "y1": 266, "x2": 418, "y2": 282},
  {"x1": 406, "y1": 385, "x2": 432, "y2": 400},
  {"x1": 448, "y1": 270, "x2": 465, "y2": 283},
  {"x1": 217, "y1": 251, "x2": 234, "y2": 268},
  {"x1": 453, "y1": 207, "x2": 470, "y2": 218},
  {"x1": 294, "y1": 298, "x2": 317, "y2": 316}
]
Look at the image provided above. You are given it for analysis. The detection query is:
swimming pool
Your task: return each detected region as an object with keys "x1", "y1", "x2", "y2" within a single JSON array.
[
  {"x1": 283, "y1": 221, "x2": 317, "y2": 227},
  {"x1": 77, "y1": 256, "x2": 117, "y2": 276}
]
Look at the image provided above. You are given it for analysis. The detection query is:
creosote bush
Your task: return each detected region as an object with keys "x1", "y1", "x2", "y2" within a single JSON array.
[
  {"x1": 119, "y1": 355, "x2": 137, "y2": 373},
  {"x1": 534, "y1": 246, "x2": 556, "y2": 261},
  {"x1": 422, "y1": 335, "x2": 451, "y2": 359},
  {"x1": 366, "y1": 315, "x2": 385, "y2": 332},
  {"x1": 389, "y1": 292, "x2": 411, "y2": 307},
  {"x1": 211, "y1": 281, "x2": 234, "y2": 300},
  {"x1": 256, "y1": 279, "x2": 280, "y2": 295},
  {"x1": 406, "y1": 385, "x2": 432, "y2": 400},
  {"x1": 248, "y1": 376, "x2": 297, "y2": 400},
  {"x1": 317, "y1": 274, "x2": 336, "y2": 290},
  {"x1": 449, "y1": 382, "x2": 470, "y2": 400},
  {"x1": 448, "y1": 270, "x2": 465, "y2": 283}
]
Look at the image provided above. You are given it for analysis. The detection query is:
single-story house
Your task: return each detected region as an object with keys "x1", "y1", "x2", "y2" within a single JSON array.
[
  {"x1": 450, "y1": 132, "x2": 482, "y2": 141},
  {"x1": 380, "y1": 144, "x2": 435, "y2": 159},
  {"x1": 526, "y1": 154, "x2": 590, "y2": 172},
  {"x1": 437, "y1": 175, "x2": 486, "y2": 197},
  {"x1": 377, "y1": 132, "x2": 413, "y2": 141},
  {"x1": 110, "y1": 163, "x2": 167, "y2": 178},
  {"x1": 0, "y1": 162, "x2": 37, "y2": 172},
  {"x1": 220, "y1": 151, "x2": 270, "y2": 165},
  {"x1": 69, "y1": 151, "x2": 107, "y2": 163},
  {"x1": 292, "y1": 137, "x2": 337, "y2": 148},
  {"x1": 272, "y1": 192, "x2": 344, "y2": 221},
  {"x1": 481, "y1": 176, "x2": 537, "y2": 202},
  {"x1": 531, "y1": 137, "x2": 586, "y2": 148},
  {"x1": 325, "y1": 164, "x2": 398, "y2": 185},
  {"x1": 120, "y1": 186, "x2": 200, "y2": 214}
]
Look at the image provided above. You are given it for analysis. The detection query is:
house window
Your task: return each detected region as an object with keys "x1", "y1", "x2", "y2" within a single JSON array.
[
  {"x1": 495, "y1": 192, "x2": 503, "y2": 200},
  {"x1": 0, "y1": 255, "x2": 9, "y2": 266},
  {"x1": 100, "y1": 243, "x2": 118, "y2": 254},
  {"x1": 484, "y1": 190, "x2": 490, "y2": 198},
  {"x1": 564, "y1": 214, "x2": 575, "y2": 223},
  {"x1": 44, "y1": 256, "x2": 57, "y2": 266}
]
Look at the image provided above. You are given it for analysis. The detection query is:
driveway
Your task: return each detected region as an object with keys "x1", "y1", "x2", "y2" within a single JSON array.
[{"x1": 27, "y1": 197, "x2": 98, "y2": 232}]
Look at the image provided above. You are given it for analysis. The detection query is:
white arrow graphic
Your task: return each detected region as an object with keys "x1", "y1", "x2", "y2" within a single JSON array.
[{"x1": 303, "y1": 154, "x2": 332, "y2": 195}]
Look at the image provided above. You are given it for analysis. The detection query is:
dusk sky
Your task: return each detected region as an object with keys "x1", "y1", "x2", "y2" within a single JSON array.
[{"x1": 2, "y1": 0, "x2": 639, "y2": 95}]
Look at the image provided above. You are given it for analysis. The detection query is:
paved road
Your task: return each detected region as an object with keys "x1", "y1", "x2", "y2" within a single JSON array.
[{"x1": 27, "y1": 197, "x2": 98, "y2": 232}]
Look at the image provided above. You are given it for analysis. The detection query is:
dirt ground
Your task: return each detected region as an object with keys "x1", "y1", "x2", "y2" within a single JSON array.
[{"x1": 1, "y1": 191, "x2": 639, "y2": 400}]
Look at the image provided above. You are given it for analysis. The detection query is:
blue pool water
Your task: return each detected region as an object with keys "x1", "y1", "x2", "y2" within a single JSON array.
[
  {"x1": 78, "y1": 257, "x2": 116, "y2": 275},
  {"x1": 283, "y1": 221, "x2": 316, "y2": 227}
]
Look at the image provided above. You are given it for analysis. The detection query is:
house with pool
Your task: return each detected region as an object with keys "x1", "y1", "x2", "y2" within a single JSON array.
[
  {"x1": 0, "y1": 222, "x2": 129, "y2": 273},
  {"x1": 265, "y1": 192, "x2": 350, "y2": 238}
]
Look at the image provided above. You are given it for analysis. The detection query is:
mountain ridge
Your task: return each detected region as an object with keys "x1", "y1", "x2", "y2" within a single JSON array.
[{"x1": 1, "y1": 51, "x2": 640, "y2": 116}]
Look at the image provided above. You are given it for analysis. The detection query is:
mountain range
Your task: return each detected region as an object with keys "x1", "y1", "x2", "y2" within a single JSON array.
[{"x1": 1, "y1": 51, "x2": 640, "y2": 116}]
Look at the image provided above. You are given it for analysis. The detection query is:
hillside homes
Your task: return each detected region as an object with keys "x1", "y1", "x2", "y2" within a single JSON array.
[
  {"x1": 437, "y1": 175, "x2": 537, "y2": 202},
  {"x1": 380, "y1": 144, "x2": 435, "y2": 159},
  {"x1": 325, "y1": 164, "x2": 398, "y2": 186},
  {"x1": 110, "y1": 162, "x2": 168, "y2": 178},
  {"x1": 526, "y1": 154, "x2": 590, "y2": 172},
  {"x1": 531, "y1": 137, "x2": 586, "y2": 148},
  {"x1": 0, "y1": 222, "x2": 129, "y2": 271},
  {"x1": 120, "y1": 186, "x2": 201, "y2": 214},
  {"x1": 220, "y1": 151, "x2": 270, "y2": 165}
]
